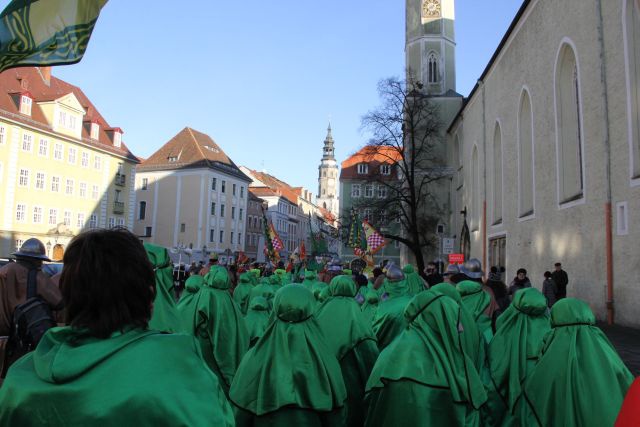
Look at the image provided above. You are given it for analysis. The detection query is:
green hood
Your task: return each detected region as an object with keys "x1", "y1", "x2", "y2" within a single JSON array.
[
  {"x1": 489, "y1": 288, "x2": 550, "y2": 413},
  {"x1": 205, "y1": 265, "x2": 231, "y2": 290},
  {"x1": 234, "y1": 273, "x2": 254, "y2": 315},
  {"x1": 328, "y1": 275, "x2": 357, "y2": 297},
  {"x1": 457, "y1": 280, "x2": 492, "y2": 339},
  {"x1": 249, "y1": 283, "x2": 276, "y2": 311},
  {"x1": 245, "y1": 297, "x2": 271, "y2": 347},
  {"x1": 367, "y1": 290, "x2": 487, "y2": 409},
  {"x1": 177, "y1": 275, "x2": 204, "y2": 308},
  {"x1": 144, "y1": 243, "x2": 180, "y2": 333},
  {"x1": 383, "y1": 277, "x2": 409, "y2": 299},
  {"x1": 230, "y1": 285, "x2": 347, "y2": 415},
  {"x1": 521, "y1": 299, "x2": 633, "y2": 426},
  {"x1": 403, "y1": 265, "x2": 426, "y2": 295}
]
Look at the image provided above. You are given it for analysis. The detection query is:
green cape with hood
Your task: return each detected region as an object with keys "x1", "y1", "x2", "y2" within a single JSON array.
[
  {"x1": 403, "y1": 265, "x2": 426, "y2": 295},
  {"x1": 233, "y1": 272, "x2": 254, "y2": 315},
  {"x1": 371, "y1": 278, "x2": 412, "y2": 351},
  {"x1": 244, "y1": 296, "x2": 271, "y2": 347},
  {"x1": 144, "y1": 243, "x2": 181, "y2": 333},
  {"x1": 230, "y1": 284, "x2": 347, "y2": 426},
  {"x1": 365, "y1": 290, "x2": 487, "y2": 427},
  {"x1": 457, "y1": 280, "x2": 493, "y2": 343},
  {"x1": 178, "y1": 266, "x2": 249, "y2": 395},
  {"x1": 316, "y1": 275, "x2": 379, "y2": 427},
  {"x1": 0, "y1": 327, "x2": 234, "y2": 426},
  {"x1": 519, "y1": 298, "x2": 633, "y2": 427},
  {"x1": 249, "y1": 281, "x2": 276, "y2": 311},
  {"x1": 486, "y1": 288, "x2": 550, "y2": 426},
  {"x1": 301, "y1": 270, "x2": 318, "y2": 293},
  {"x1": 178, "y1": 274, "x2": 203, "y2": 308}
]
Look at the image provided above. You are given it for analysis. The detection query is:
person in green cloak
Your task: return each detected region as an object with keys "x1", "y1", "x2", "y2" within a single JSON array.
[
  {"x1": 361, "y1": 288, "x2": 381, "y2": 325},
  {"x1": 249, "y1": 279, "x2": 276, "y2": 311},
  {"x1": 178, "y1": 274, "x2": 204, "y2": 307},
  {"x1": 403, "y1": 264, "x2": 426, "y2": 295},
  {"x1": 365, "y1": 290, "x2": 487, "y2": 427},
  {"x1": 485, "y1": 287, "x2": 550, "y2": 427},
  {"x1": 517, "y1": 298, "x2": 633, "y2": 427},
  {"x1": 312, "y1": 278, "x2": 329, "y2": 302},
  {"x1": 316, "y1": 275, "x2": 380, "y2": 426},
  {"x1": 249, "y1": 268, "x2": 261, "y2": 285},
  {"x1": 179, "y1": 265, "x2": 249, "y2": 396},
  {"x1": 302, "y1": 269, "x2": 318, "y2": 293},
  {"x1": 0, "y1": 228, "x2": 234, "y2": 426},
  {"x1": 371, "y1": 263, "x2": 412, "y2": 351},
  {"x1": 457, "y1": 280, "x2": 494, "y2": 343},
  {"x1": 244, "y1": 296, "x2": 271, "y2": 348},
  {"x1": 268, "y1": 273, "x2": 282, "y2": 289},
  {"x1": 144, "y1": 243, "x2": 181, "y2": 332},
  {"x1": 230, "y1": 284, "x2": 347, "y2": 426},
  {"x1": 233, "y1": 272, "x2": 254, "y2": 315}
]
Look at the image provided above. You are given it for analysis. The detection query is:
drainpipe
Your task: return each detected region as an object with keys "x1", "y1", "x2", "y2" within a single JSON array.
[{"x1": 596, "y1": 0, "x2": 614, "y2": 324}]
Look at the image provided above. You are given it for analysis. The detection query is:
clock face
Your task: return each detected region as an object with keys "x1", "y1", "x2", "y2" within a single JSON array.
[{"x1": 422, "y1": 0, "x2": 442, "y2": 18}]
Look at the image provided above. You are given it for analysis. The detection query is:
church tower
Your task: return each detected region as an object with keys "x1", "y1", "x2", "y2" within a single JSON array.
[
  {"x1": 406, "y1": 0, "x2": 456, "y2": 95},
  {"x1": 317, "y1": 124, "x2": 339, "y2": 218}
]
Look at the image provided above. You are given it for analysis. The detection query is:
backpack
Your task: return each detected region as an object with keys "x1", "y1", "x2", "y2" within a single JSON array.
[{"x1": 11, "y1": 268, "x2": 57, "y2": 353}]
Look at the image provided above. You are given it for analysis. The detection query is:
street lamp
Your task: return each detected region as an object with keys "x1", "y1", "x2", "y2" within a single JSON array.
[{"x1": 45, "y1": 241, "x2": 51, "y2": 257}]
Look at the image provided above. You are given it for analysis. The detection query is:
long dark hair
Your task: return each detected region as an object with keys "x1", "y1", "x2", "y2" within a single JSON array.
[{"x1": 60, "y1": 228, "x2": 156, "y2": 338}]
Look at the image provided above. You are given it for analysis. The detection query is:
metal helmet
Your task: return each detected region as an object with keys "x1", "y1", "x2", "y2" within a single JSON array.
[
  {"x1": 12, "y1": 238, "x2": 51, "y2": 261},
  {"x1": 460, "y1": 258, "x2": 483, "y2": 279},
  {"x1": 385, "y1": 262, "x2": 405, "y2": 282}
]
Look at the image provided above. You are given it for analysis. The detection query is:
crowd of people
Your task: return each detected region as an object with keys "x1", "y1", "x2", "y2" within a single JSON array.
[{"x1": 0, "y1": 228, "x2": 637, "y2": 426}]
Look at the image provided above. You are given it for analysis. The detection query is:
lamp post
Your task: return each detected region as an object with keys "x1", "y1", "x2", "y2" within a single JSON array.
[
  {"x1": 202, "y1": 245, "x2": 208, "y2": 263},
  {"x1": 46, "y1": 241, "x2": 51, "y2": 258}
]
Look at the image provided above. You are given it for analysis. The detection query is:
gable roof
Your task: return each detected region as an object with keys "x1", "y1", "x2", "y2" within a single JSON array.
[
  {"x1": 244, "y1": 168, "x2": 300, "y2": 205},
  {"x1": 0, "y1": 67, "x2": 138, "y2": 162},
  {"x1": 340, "y1": 145, "x2": 402, "y2": 180},
  {"x1": 139, "y1": 127, "x2": 250, "y2": 181}
]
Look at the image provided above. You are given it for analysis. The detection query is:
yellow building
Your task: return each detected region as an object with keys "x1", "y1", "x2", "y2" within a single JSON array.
[{"x1": 0, "y1": 67, "x2": 139, "y2": 260}]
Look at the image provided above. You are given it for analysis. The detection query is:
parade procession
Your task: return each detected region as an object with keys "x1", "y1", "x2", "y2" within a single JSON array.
[{"x1": 1, "y1": 0, "x2": 640, "y2": 426}]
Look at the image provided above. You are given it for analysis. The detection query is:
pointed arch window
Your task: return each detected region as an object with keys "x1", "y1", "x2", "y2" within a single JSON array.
[
  {"x1": 518, "y1": 90, "x2": 535, "y2": 218},
  {"x1": 555, "y1": 43, "x2": 584, "y2": 203},
  {"x1": 625, "y1": 0, "x2": 640, "y2": 179},
  {"x1": 471, "y1": 146, "x2": 479, "y2": 231},
  {"x1": 427, "y1": 52, "x2": 439, "y2": 84},
  {"x1": 492, "y1": 123, "x2": 503, "y2": 224}
]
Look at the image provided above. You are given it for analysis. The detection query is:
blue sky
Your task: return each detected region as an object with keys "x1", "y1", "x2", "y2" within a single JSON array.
[{"x1": 11, "y1": 0, "x2": 523, "y2": 196}]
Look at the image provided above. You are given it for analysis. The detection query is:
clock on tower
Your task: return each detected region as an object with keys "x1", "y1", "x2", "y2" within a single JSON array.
[{"x1": 422, "y1": 0, "x2": 442, "y2": 19}]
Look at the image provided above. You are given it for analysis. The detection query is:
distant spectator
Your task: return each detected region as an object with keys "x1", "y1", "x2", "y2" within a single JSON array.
[
  {"x1": 542, "y1": 271, "x2": 557, "y2": 308},
  {"x1": 442, "y1": 264, "x2": 461, "y2": 285},
  {"x1": 486, "y1": 266, "x2": 510, "y2": 315},
  {"x1": 508, "y1": 268, "x2": 532, "y2": 300},
  {"x1": 551, "y1": 262, "x2": 569, "y2": 300},
  {"x1": 199, "y1": 253, "x2": 219, "y2": 276},
  {"x1": 424, "y1": 262, "x2": 443, "y2": 288}
]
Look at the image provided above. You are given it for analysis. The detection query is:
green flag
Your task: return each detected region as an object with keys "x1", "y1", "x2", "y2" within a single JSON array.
[{"x1": 0, "y1": 0, "x2": 107, "y2": 73}]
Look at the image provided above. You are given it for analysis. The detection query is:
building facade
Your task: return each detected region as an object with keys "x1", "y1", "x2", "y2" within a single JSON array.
[
  {"x1": 339, "y1": 146, "x2": 403, "y2": 266},
  {"x1": 244, "y1": 191, "x2": 266, "y2": 263},
  {"x1": 0, "y1": 67, "x2": 138, "y2": 260},
  {"x1": 134, "y1": 127, "x2": 251, "y2": 264},
  {"x1": 407, "y1": 0, "x2": 640, "y2": 326}
]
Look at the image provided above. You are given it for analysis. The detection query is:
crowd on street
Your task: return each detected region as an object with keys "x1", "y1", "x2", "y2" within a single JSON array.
[{"x1": 0, "y1": 228, "x2": 637, "y2": 426}]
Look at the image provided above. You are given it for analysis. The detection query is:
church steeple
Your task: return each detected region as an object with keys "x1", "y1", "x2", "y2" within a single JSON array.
[
  {"x1": 406, "y1": 0, "x2": 456, "y2": 95},
  {"x1": 317, "y1": 123, "x2": 339, "y2": 218}
]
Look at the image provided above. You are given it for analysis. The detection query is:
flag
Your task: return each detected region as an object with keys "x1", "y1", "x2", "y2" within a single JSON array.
[
  {"x1": 268, "y1": 223, "x2": 284, "y2": 251},
  {"x1": 308, "y1": 212, "x2": 328, "y2": 255},
  {"x1": 0, "y1": 0, "x2": 108, "y2": 73},
  {"x1": 362, "y1": 219, "x2": 386, "y2": 255},
  {"x1": 300, "y1": 241, "x2": 306, "y2": 260},
  {"x1": 348, "y1": 209, "x2": 367, "y2": 256},
  {"x1": 237, "y1": 251, "x2": 248, "y2": 265},
  {"x1": 261, "y1": 208, "x2": 280, "y2": 263}
]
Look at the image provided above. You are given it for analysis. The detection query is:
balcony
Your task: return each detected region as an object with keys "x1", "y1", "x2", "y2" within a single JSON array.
[
  {"x1": 113, "y1": 201, "x2": 125, "y2": 214},
  {"x1": 115, "y1": 173, "x2": 126, "y2": 187}
]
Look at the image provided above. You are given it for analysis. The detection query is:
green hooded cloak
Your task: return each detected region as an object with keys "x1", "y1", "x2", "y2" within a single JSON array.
[
  {"x1": 361, "y1": 287, "x2": 380, "y2": 324},
  {"x1": 403, "y1": 265, "x2": 426, "y2": 295},
  {"x1": 486, "y1": 288, "x2": 550, "y2": 426},
  {"x1": 244, "y1": 296, "x2": 270, "y2": 347},
  {"x1": 249, "y1": 281, "x2": 276, "y2": 311},
  {"x1": 302, "y1": 270, "x2": 318, "y2": 293},
  {"x1": 144, "y1": 243, "x2": 181, "y2": 333},
  {"x1": 316, "y1": 276, "x2": 379, "y2": 427},
  {"x1": 313, "y1": 279, "x2": 329, "y2": 302},
  {"x1": 233, "y1": 272, "x2": 254, "y2": 315},
  {"x1": 519, "y1": 298, "x2": 633, "y2": 427},
  {"x1": 0, "y1": 327, "x2": 234, "y2": 426},
  {"x1": 371, "y1": 278, "x2": 412, "y2": 351},
  {"x1": 365, "y1": 290, "x2": 487, "y2": 427},
  {"x1": 178, "y1": 265, "x2": 249, "y2": 395},
  {"x1": 177, "y1": 274, "x2": 203, "y2": 307},
  {"x1": 230, "y1": 284, "x2": 347, "y2": 426},
  {"x1": 457, "y1": 280, "x2": 493, "y2": 343}
]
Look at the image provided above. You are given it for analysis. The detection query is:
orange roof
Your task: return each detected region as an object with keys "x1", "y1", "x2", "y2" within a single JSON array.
[
  {"x1": 246, "y1": 169, "x2": 300, "y2": 205},
  {"x1": 0, "y1": 67, "x2": 138, "y2": 162},
  {"x1": 318, "y1": 207, "x2": 336, "y2": 223},
  {"x1": 139, "y1": 127, "x2": 250, "y2": 181},
  {"x1": 340, "y1": 145, "x2": 402, "y2": 180}
]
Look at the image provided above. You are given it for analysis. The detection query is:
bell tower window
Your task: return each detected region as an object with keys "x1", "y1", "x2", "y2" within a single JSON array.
[{"x1": 427, "y1": 52, "x2": 439, "y2": 84}]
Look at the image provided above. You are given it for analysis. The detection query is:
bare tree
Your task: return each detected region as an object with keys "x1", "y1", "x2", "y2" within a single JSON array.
[{"x1": 350, "y1": 73, "x2": 450, "y2": 277}]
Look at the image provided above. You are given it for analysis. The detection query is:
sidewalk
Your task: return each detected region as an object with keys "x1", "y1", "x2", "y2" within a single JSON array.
[{"x1": 598, "y1": 321, "x2": 640, "y2": 376}]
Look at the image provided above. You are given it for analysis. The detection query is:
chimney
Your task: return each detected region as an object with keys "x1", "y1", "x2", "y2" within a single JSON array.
[{"x1": 39, "y1": 66, "x2": 51, "y2": 86}]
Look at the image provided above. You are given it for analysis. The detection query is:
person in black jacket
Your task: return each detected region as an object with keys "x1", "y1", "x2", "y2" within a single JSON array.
[{"x1": 551, "y1": 262, "x2": 569, "y2": 300}]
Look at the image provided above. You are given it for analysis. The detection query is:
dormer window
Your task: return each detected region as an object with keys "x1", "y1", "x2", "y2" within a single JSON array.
[
  {"x1": 357, "y1": 163, "x2": 369, "y2": 174},
  {"x1": 20, "y1": 94, "x2": 32, "y2": 116},
  {"x1": 90, "y1": 121, "x2": 100, "y2": 140},
  {"x1": 380, "y1": 164, "x2": 391, "y2": 175},
  {"x1": 168, "y1": 156, "x2": 178, "y2": 162},
  {"x1": 113, "y1": 130, "x2": 122, "y2": 148}
]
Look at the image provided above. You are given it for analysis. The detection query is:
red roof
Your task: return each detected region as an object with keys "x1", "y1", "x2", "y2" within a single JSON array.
[
  {"x1": 245, "y1": 169, "x2": 300, "y2": 205},
  {"x1": 340, "y1": 145, "x2": 402, "y2": 180},
  {"x1": 0, "y1": 67, "x2": 138, "y2": 162}
]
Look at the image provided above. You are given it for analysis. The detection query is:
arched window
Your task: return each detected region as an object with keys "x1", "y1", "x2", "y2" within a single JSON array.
[
  {"x1": 471, "y1": 145, "x2": 479, "y2": 231},
  {"x1": 454, "y1": 134, "x2": 463, "y2": 187},
  {"x1": 555, "y1": 43, "x2": 584, "y2": 203},
  {"x1": 518, "y1": 90, "x2": 535, "y2": 217},
  {"x1": 427, "y1": 52, "x2": 439, "y2": 84},
  {"x1": 625, "y1": 0, "x2": 640, "y2": 179},
  {"x1": 493, "y1": 123, "x2": 503, "y2": 224}
]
